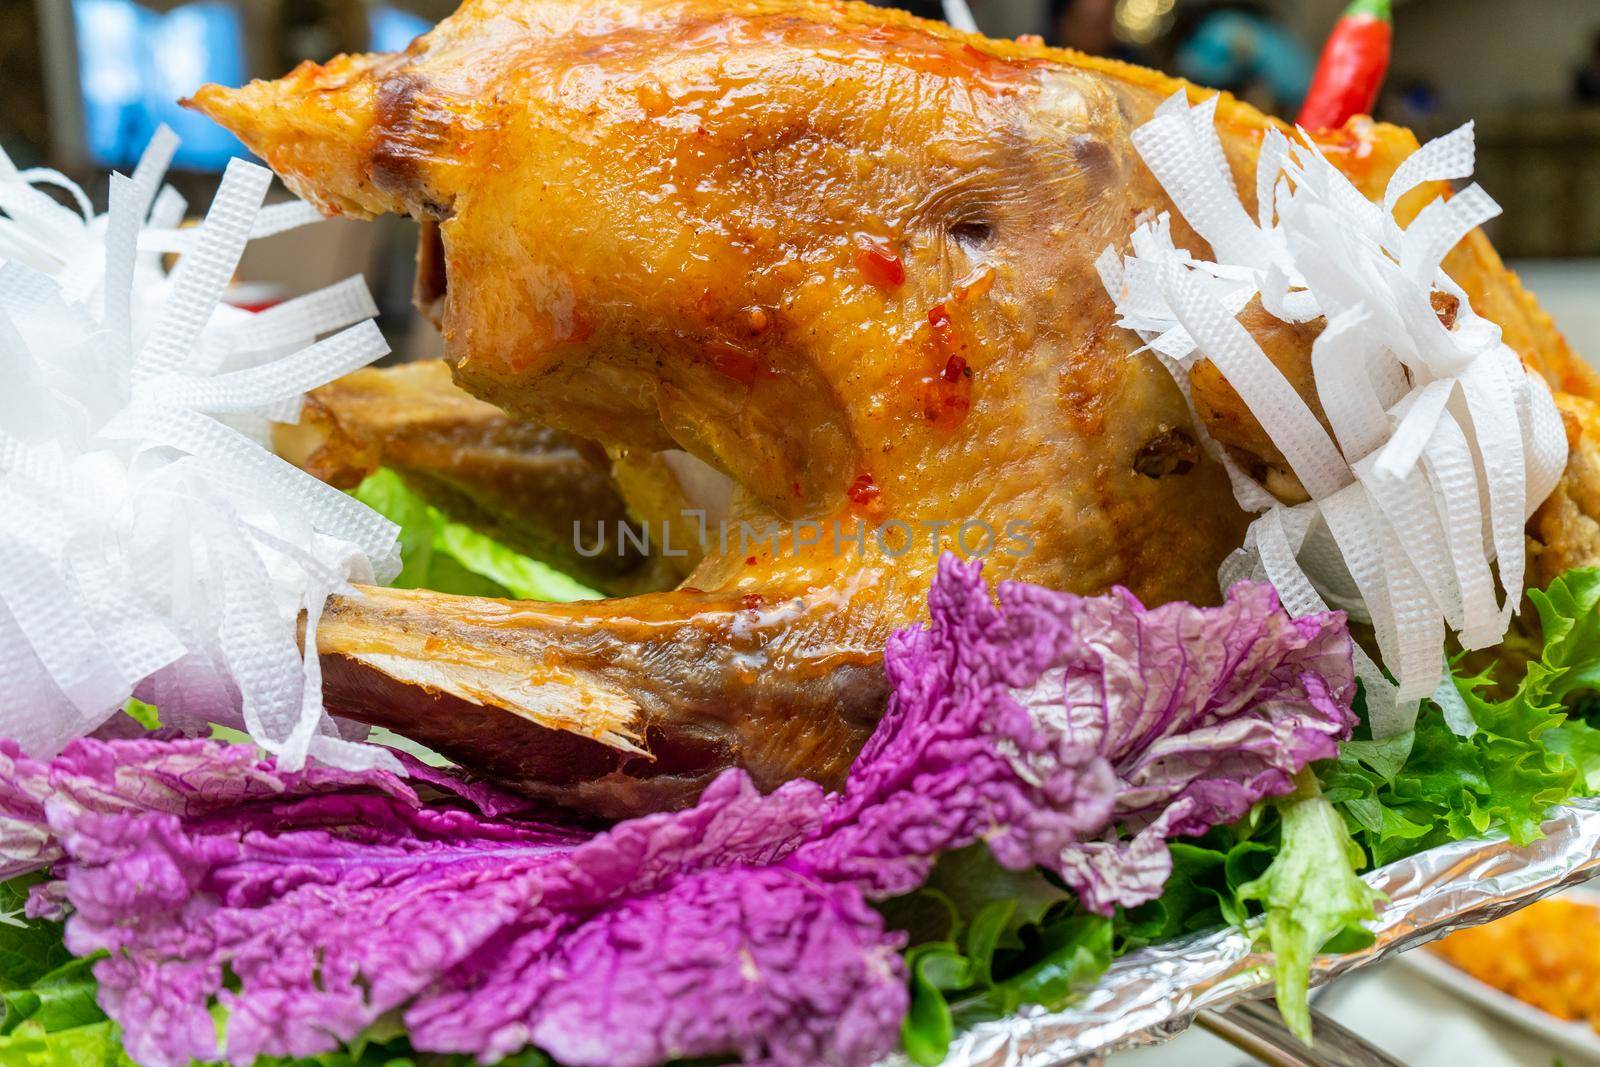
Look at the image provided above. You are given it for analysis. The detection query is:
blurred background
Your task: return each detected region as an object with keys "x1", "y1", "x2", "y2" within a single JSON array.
[{"x1": 4, "y1": 0, "x2": 1598, "y2": 360}]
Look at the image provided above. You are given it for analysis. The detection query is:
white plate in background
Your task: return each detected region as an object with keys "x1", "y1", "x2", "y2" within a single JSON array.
[{"x1": 1396, "y1": 891, "x2": 1600, "y2": 1066}]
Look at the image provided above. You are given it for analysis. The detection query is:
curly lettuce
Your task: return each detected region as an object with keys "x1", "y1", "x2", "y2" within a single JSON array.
[
  {"x1": 1135, "y1": 567, "x2": 1600, "y2": 1046},
  {"x1": 1323, "y1": 567, "x2": 1600, "y2": 867}
]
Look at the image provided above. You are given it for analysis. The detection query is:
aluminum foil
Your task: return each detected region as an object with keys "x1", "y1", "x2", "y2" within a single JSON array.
[{"x1": 879, "y1": 798, "x2": 1600, "y2": 1067}]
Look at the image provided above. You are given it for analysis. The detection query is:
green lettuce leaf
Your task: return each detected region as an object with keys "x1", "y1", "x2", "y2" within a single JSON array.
[
  {"x1": 1530, "y1": 567, "x2": 1600, "y2": 699},
  {"x1": 1116, "y1": 831, "x2": 1274, "y2": 948},
  {"x1": 0, "y1": 874, "x2": 72, "y2": 994},
  {"x1": 1, "y1": 957, "x2": 106, "y2": 1037},
  {"x1": 1325, "y1": 567, "x2": 1600, "y2": 867},
  {"x1": 1237, "y1": 770, "x2": 1378, "y2": 1044},
  {"x1": 0, "y1": 1018, "x2": 136, "y2": 1067},
  {"x1": 0, "y1": 874, "x2": 131, "y2": 1067},
  {"x1": 353, "y1": 469, "x2": 598, "y2": 603},
  {"x1": 887, "y1": 847, "x2": 1110, "y2": 1066},
  {"x1": 120, "y1": 700, "x2": 160, "y2": 731}
]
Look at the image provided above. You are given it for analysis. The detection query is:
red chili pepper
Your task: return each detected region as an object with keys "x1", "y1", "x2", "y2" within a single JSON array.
[{"x1": 1296, "y1": 0, "x2": 1393, "y2": 131}]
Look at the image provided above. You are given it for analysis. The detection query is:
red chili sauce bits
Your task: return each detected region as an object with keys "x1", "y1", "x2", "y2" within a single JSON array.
[
  {"x1": 854, "y1": 235, "x2": 905, "y2": 290},
  {"x1": 917, "y1": 303, "x2": 973, "y2": 429}
]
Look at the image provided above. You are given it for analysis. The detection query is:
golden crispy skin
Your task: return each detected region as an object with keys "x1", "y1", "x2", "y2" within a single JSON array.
[
  {"x1": 196, "y1": 0, "x2": 1597, "y2": 815},
  {"x1": 1532, "y1": 394, "x2": 1600, "y2": 590}
]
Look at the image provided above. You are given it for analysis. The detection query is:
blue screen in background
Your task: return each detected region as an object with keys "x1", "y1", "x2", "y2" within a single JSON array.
[
  {"x1": 75, "y1": 0, "x2": 249, "y2": 171},
  {"x1": 369, "y1": 6, "x2": 433, "y2": 53}
]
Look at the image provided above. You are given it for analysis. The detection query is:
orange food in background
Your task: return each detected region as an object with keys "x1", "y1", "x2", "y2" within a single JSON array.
[{"x1": 1433, "y1": 897, "x2": 1600, "y2": 1032}]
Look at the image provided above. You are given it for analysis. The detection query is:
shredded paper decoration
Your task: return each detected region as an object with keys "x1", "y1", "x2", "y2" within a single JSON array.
[
  {"x1": 1099, "y1": 93, "x2": 1568, "y2": 737},
  {"x1": 0, "y1": 128, "x2": 400, "y2": 770}
]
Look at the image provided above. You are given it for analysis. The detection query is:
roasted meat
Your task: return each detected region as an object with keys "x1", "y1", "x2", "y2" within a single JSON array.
[
  {"x1": 194, "y1": 0, "x2": 1597, "y2": 816},
  {"x1": 276, "y1": 359, "x2": 689, "y2": 595}
]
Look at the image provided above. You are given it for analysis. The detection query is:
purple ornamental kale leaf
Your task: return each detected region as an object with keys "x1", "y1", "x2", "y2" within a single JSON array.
[
  {"x1": 3, "y1": 737, "x2": 583, "y2": 1065},
  {"x1": 3, "y1": 741, "x2": 887, "y2": 1067},
  {"x1": 0, "y1": 556, "x2": 1355, "y2": 1067},
  {"x1": 405, "y1": 775, "x2": 903, "y2": 1067},
  {"x1": 800, "y1": 560, "x2": 1356, "y2": 913},
  {"x1": 997, "y1": 577, "x2": 1357, "y2": 912}
]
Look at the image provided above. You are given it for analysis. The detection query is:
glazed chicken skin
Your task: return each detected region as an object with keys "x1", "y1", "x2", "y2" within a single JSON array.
[{"x1": 194, "y1": 0, "x2": 1596, "y2": 816}]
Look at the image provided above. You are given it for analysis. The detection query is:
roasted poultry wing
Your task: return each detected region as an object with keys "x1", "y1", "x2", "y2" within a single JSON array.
[
  {"x1": 193, "y1": 0, "x2": 1597, "y2": 817},
  {"x1": 277, "y1": 359, "x2": 693, "y2": 595}
]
